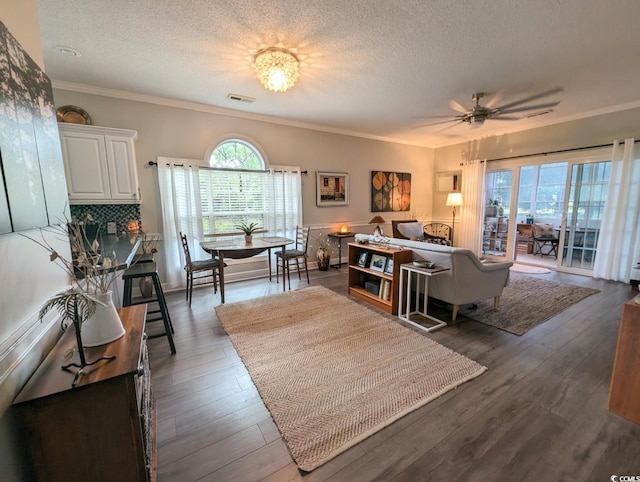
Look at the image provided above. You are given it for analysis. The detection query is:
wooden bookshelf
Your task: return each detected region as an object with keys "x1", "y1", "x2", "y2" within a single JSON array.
[{"x1": 348, "y1": 242, "x2": 413, "y2": 315}]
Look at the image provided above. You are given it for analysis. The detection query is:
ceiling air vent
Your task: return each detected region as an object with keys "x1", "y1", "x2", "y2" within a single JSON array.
[{"x1": 227, "y1": 93, "x2": 255, "y2": 104}]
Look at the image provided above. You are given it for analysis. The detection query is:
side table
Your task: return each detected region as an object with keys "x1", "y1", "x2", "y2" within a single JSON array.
[
  {"x1": 328, "y1": 231, "x2": 355, "y2": 269},
  {"x1": 398, "y1": 262, "x2": 451, "y2": 333}
]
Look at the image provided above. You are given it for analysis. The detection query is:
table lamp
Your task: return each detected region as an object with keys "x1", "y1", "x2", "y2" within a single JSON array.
[
  {"x1": 369, "y1": 215, "x2": 386, "y2": 236},
  {"x1": 446, "y1": 193, "x2": 463, "y2": 244},
  {"x1": 340, "y1": 224, "x2": 348, "y2": 234}
]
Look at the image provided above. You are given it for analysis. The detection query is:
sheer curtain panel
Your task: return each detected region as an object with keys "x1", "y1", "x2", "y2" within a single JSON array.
[
  {"x1": 157, "y1": 158, "x2": 203, "y2": 290},
  {"x1": 458, "y1": 159, "x2": 486, "y2": 256},
  {"x1": 264, "y1": 167, "x2": 303, "y2": 239},
  {"x1": 593, "y1": 139, "x2": 640, "y2": 281}
]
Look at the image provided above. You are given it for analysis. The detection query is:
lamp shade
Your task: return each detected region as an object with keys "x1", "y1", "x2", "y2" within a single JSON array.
[
  {"x1": 369, "y1": 215, "x2": 386, "y2": 225},
  {"x1": 445, "y1": 192, "x2": 463, "y2": 207}
]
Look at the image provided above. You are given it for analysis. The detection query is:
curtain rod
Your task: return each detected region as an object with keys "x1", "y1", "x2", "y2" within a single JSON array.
[
  {"x1": 467, "y1": 138, "x2": 640, "y2": 164},
  {"x1": 147, "y1": 161, "x2": 308, "y2": 175}
]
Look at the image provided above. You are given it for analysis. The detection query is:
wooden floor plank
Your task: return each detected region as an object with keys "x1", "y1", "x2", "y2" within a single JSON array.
[
  {"x1": 149, "y1": 268, "x2": 640, "y2": 481},
  {"x1": 158, "y1": 425, "x2": 266, "y2": 481}
]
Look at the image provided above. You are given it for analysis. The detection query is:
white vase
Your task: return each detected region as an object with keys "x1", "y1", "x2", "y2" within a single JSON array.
[{"x1": 81, "y1": 291, "x2": 126, "y2": 347}]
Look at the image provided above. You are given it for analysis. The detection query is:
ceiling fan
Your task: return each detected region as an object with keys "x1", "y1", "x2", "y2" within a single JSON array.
[{"x1": 422, "y1": 87, "x2": 564, "y2": 129}]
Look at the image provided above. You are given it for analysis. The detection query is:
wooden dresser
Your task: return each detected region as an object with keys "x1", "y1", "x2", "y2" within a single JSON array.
[
  {"x1": 609, "y1": 296, "x2": 640, "y2": 424},
  {"x1": 13, "y1": 305, "x2": 155, "y2": 481}
]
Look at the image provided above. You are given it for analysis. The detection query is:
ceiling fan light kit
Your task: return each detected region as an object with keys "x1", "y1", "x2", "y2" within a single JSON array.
[{"x1": 253, "y1": 47, "x2": 300, "y2": 93}]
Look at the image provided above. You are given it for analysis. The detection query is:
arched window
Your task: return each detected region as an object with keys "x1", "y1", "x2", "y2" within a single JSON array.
[
  {"x1": 208, "y1": 139, "x2": 265, "y2": 169},
  {"x1": 199, "y1": 138, "x2": 301, "y2": 236}
]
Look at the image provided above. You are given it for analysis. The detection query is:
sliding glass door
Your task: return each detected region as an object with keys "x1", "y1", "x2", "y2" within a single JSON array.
[
  {"x1": 485, "y1": 149, "x2": 611, "y2": 274},
  {"x1": 483, "y1": 171, "x2": 512, "y2": 257},
  {"x1": 560, "y1": 160, "x2": 610, "y2": 271}
]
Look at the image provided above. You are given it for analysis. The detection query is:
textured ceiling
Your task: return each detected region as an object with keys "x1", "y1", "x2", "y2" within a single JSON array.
[{"x1": 37, "y1": 0, "x2": 640, "y2": 147}]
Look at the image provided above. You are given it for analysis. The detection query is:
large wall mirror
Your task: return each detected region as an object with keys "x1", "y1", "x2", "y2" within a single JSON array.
[{"x1": 436, "y1": 170, "x2": 462, "y2": 193}]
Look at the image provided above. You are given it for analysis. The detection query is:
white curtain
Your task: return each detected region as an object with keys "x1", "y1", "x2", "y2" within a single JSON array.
[
  {"x1": 264, "y1": 167, "x2": 303, "y2": 238},
  {"x1": 157, "y1": 158, "x2": 203, "y2": 290},
  {"x1": 593, "y1": 139, "x2": 640, "y2": 281},
  {"x1": 158, "y1": 159, "x2": 303, "y2": 288},
  {"x1": 458, "y1": 159, "x2": 486, "y2": 256}
]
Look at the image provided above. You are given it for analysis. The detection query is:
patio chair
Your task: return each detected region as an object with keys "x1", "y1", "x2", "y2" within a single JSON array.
[{"x1": 532, "y1": 223, "x2": 559, "y2": 258}]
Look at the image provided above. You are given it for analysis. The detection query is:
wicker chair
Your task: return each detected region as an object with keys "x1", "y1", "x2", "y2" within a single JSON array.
[{"x1": 391, "y1": 220, "x2": 452, "y2": 245}]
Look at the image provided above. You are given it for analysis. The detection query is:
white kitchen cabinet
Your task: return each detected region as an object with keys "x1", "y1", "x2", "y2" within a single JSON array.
[{"x1": 58, "y1": 124, "x2": 140, "y2": 204}]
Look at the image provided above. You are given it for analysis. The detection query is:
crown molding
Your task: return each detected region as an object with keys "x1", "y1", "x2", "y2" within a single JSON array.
[
  {"x1": 51, "y1": 81, "x2": 431, "y2": 149},
  {"x1": 52, "y1": 81, "x2": 640, "y2": 150}
]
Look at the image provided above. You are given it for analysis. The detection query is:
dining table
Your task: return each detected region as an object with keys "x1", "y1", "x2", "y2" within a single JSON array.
[{"x1": 199, "y1": 236, "x2": 294, "y2": 303}]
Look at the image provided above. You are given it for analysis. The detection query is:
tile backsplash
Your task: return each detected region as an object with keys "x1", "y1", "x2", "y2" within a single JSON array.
[{"x1": 70, "y1": 204, "x2": 141, "y2": 234}]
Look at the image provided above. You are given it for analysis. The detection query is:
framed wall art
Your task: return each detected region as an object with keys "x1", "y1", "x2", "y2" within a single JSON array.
[
  {"x1": 371, "y1": 171, "x2": 411, "y2": 212},
  {"x1": 316, "y1": 172, "x2": 349, "y2": 207}
]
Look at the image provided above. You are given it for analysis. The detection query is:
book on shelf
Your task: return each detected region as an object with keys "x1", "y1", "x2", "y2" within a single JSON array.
[{"x1": 382, "y1": 279, "x2": 391, "y2": 300}]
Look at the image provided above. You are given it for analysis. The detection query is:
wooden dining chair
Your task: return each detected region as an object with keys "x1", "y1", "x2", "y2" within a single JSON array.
[
  {"x1": 275, "y1": 226, "x2": 310, "y2": 290},
  {"x1": 180, "y1": 232, "x2": 225, "y2": 306}
]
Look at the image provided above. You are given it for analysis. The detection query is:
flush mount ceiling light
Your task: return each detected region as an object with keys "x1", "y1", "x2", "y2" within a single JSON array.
[{"x1": 253, "y1": 47, "x2": 299, "y2": 93}]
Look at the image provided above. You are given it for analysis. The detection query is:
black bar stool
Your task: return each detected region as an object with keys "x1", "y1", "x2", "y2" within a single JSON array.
[{"x1": 122, "y1": 261, "x2": 176, "y2": 354}]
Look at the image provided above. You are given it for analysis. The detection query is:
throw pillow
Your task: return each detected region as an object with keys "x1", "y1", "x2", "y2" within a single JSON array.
[
  {"x1": 533, "y1": 223, "x2": 556, "y2": 238},
  {"x1": 397, "y1": 222, "x2": 424, "y2": 240}
]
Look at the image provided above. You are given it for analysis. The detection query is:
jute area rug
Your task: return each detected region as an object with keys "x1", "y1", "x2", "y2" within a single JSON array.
[
  {"x1": 464, "y1": 272, "x2": 599, "y2": 335},
  {"x1": 215, "y1": 285, "x2": 487, "y2": 472}
]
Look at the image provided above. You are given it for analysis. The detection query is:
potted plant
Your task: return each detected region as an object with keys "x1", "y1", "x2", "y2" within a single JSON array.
[
  {"x1": 485, "y1": 199, "x2": 499, "y2": 217},
  {"x1": 235, "y1": 221, "x2": 261, "y2": 244}
]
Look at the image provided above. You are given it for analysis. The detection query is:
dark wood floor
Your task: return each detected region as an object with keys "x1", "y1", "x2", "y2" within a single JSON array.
[{"x1": 147, "y1": 268, "x2": 640, "y2": 481}]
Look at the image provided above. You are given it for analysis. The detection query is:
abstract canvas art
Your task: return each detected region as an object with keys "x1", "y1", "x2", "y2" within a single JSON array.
[{"x1": 371, "y1": 171, "x2": 411, "y2": 212}]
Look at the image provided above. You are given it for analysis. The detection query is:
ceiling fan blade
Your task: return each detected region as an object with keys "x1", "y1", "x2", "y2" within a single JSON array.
[
  {"x1": 498, "y1": 101, "x2": 560, "y2": 115},
  {"x1": 493, "y1": 87, "x2": 564, "y2": 112},
  {"x1": 484, "y1": 90, "x2": 506, "y2": 109},
  {"x1": 413, "y1": 117, "x2": 463, "y2": 128},
  {"x1": 412, "y1": 115, "x2": 461, "y2": 120},
  {"x1": 488, "y1": 116, "x2": 522, "y2": 121},
  {"x1": 449, "y1": 99, "x2": 469, "y2": 114},
  {"x1": 438, "y1": 120, "x2": 465, "y2": 131}
]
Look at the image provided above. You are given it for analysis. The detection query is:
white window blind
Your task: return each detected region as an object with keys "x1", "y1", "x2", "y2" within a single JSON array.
[{"x1": 198, "y1": 166, "x2": 302, "y2": 237}]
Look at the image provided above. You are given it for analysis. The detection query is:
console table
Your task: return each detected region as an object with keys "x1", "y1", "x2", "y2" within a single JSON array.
[
  {"x1": 328, "y1": 231, "x2": 355, "y2": 269},
  {"x1": 13, "y1": 305, "x2": 155, "y2": 481}
]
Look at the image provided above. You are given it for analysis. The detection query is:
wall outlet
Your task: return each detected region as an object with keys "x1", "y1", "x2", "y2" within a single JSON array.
[{"x1": 106, "y1": 222, "x2": 117, "y2": 234}]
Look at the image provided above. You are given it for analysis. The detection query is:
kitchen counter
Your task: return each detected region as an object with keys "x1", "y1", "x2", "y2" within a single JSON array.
[{"x1": 74, "y1": 232, "x2": 143, "y2": 278}]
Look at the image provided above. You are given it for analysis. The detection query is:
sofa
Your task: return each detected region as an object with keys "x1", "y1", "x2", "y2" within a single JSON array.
[{"x1": 355, "y1": 233, "x2": 513, "y2": 320}]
